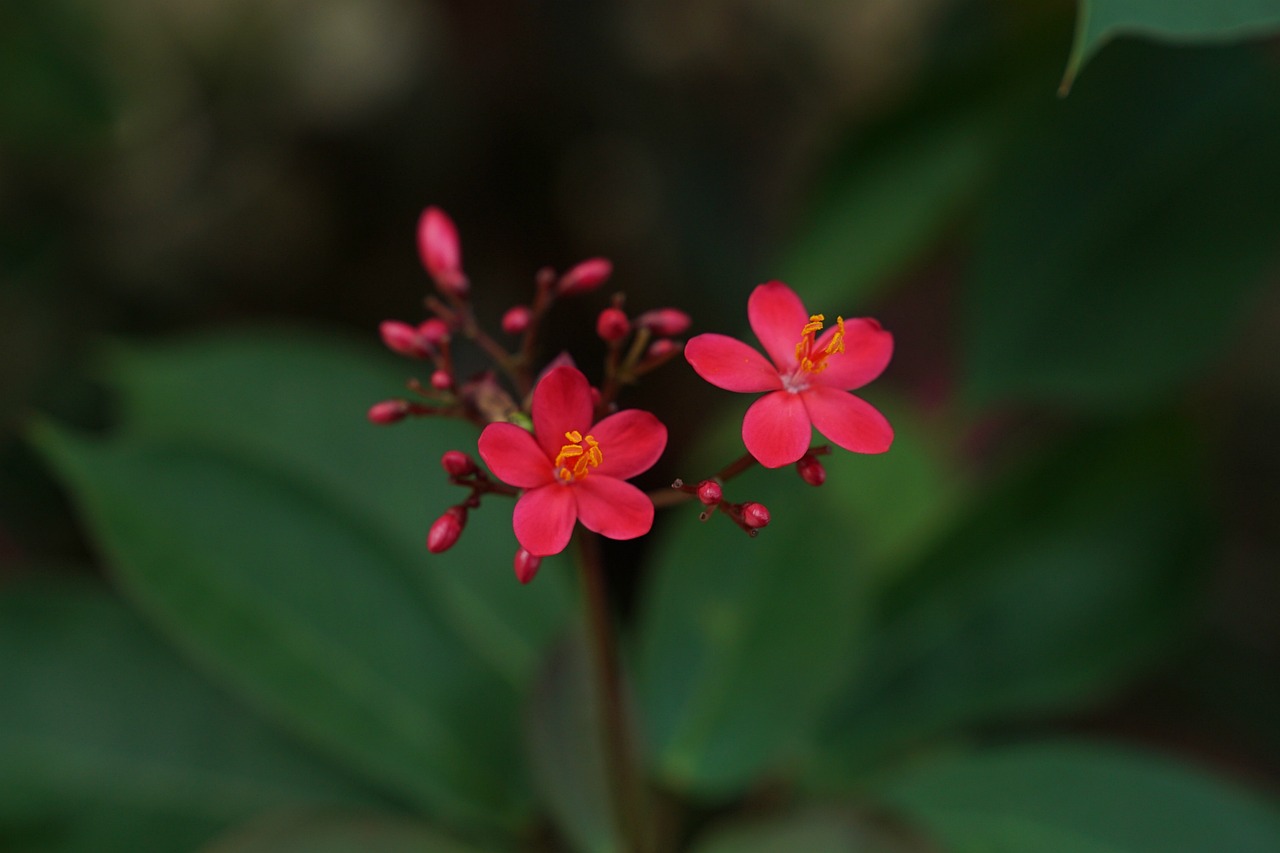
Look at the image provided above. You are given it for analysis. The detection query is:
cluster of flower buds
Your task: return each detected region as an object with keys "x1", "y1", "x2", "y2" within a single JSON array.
[
  {"x1": 424, "y1": 449, "x2": 516, "y2": 554},
  {"x1": 669, "y1": 477, "x2": 771, "y2": 537}
]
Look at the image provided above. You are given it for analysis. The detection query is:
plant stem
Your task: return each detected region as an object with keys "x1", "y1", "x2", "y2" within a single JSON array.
[{"x1": 575, "y1": 530, "x2": 647, "y2": 853}]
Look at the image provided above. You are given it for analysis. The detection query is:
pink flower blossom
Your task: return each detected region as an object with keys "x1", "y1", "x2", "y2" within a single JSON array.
[
  {"x1": 684, "y1": 281, "x2": 893, "y2": 468},
  {"x1": 478, "y1": 366, "x2": 667, "y2": 556}
]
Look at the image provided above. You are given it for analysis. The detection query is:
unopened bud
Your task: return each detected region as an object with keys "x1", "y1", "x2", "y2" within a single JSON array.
[
  {"x1": 696, "y1": 480, "x2": 722, "y2": 505},
  {"x1": 636, "y1": 308, "x2": 691, "y2": 337},
  {"x1": 418, "y1": 318, "x2": 450, "y2": 348},
  {"x1": 501, "y1": 305, "x2": 532, "y2": 335},
  {"x1": 367, "y1": 399, "x2": 409, "y2": 424},
  {"x1": 430, "y1": 369, "x2": 452, "y2": 391},
  {"x1": 742, "y1": 502, "x2": 770, "y2": 529},
  {"x1": 440, "y1": 450, "x2": 476, "y2": 477},
  {"x1": 427, "y1": 506, "x2": 467, "y2": 553},
  {"x1": 417, "y1": 206, "x2": 468, "y2": 296},
  {"x1": 557, "y1": 257, "x2": 612, "y2": 296},
  {"x1": 596, "y1": 307, "x2": 631, "y2": 342},
  {"x1": 514, "y1": 548, "x2": 542, "y2": 584},
  {"x1": 646, "y1": 339, "x2": 681, "y2": 360},
  {"x1": 380, "y1": 320, "x2": 429, "y2": 358},
  {"x1": 796, "y1": 452, "x2": 826, "y2": 487}
]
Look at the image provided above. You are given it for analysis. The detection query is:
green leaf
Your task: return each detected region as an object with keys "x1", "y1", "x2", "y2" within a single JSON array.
[
  {"x1": 689, "y1": 808, "x2": 930, "y2": 853},
  {"x1": 103, "y1": 328, "x2": 571, "y2": 686},
  {"x1": 0, "y1": 578, "x2": 382, "y2": 853},
  {"x1": 967, "y1": 44, "x2": 1280, "y2": 409},
  {"x1": 202, "y1": 812, "x2": 499, "y2": 853},
  {"x1": 808, "y1": 418, "x2": 1210, "y2": 782},
  {"x1": 872, "y1": 741, "x2": 1280, "y2": 852},
  {"x1": 33, "y1": 430, "x2": 530, "y2": 829},
  {"x1": 524, "y1": 636, "x2": 620, "y2": 853},
  {"x1": 1064, "y1": 0, "x2": 1280, "y2": 93}
]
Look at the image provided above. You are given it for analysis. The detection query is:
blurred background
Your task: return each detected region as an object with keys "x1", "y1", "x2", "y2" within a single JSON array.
[{"x1": 3, "y1": 0, "x2": 1280, "y2": 836}]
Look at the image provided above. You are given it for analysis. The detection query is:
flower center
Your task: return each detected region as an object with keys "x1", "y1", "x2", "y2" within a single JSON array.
[
  {"x1": 794, "y1": 313, "x2": 845, "y2": 375},
  {"x1": 554, "y1": 430, "x2": 603, "y2": 482}
]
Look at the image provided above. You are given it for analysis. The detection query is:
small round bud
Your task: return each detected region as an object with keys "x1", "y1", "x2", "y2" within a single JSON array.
[
  {"x1": 596, "y1": 307, "x2": 631, "y2": 342},
  {"x1": 557, "y1": 257, "x2": 613, "y2": 296},
  {"x1": 367, "y1": 399, "x2": 409, "y2": 424},
  {"x1": 796, "y1": 452, "x2": 826, "y2": 487},
  {"x1": 742, "y1": 502, "x2": 771, "y2": 529},
  {"x1": 440, "y1": 450, "x2": 477, "y2": 477},
  {"x1": 646, "y1": 339, "x2": 681, "y2": 359},
  {"x1": 418, "y1": 318, "x2": 450, "y2": 348},
  {"x1": 430, "y1": 369, "x2": 452, "y2": 391},
  {"x1": 636, "y1": 308, "x2": 691, "y2": 337},
  {"x1": 501, "y1": 305, "x2": 532, "y2": 335},
  {"x1": 514, "y1": 548, "x2": 542, "y2": 584},
  {"x1": 696, "y1": 480, "x2": 722, "y2": 505},
  {"x1": 417, "y1": 206, "x2": 468, "y2": 296},
  {"x1": 380, "y1": 321, "x2": 429, "y2": 358},
  {"x1": 427, "y1": 506, "x2": 467, "y2": 553}
]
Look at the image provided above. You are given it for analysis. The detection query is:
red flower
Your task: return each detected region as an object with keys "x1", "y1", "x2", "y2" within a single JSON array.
[
  {"x1": 478, "y1": 366, "x2": 667, "y2": 556},
  {"x1": 684, "y1": 281, "x2": 893, "y2": 468}
]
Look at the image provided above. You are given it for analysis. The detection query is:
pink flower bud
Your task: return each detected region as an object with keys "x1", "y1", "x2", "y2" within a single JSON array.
[
  {"x1": 440, "y1": 450, "x2": 476, "y2": 477},
  {"x1": 696, "y1": 480, "x2": 722, "y2": 505},
  {"x1": 501, "y1": 305, "x2": 532, "y2": 335},
  {"x1": 796, "y1": 452, "x2": 826, "y2": 487},
  {"x1": 742, "y1": 502, "x2": 770, "y2": 529},
  {"x1": 636, "y1": 308, "x2": 691, "y2": 337},
  {"x1": 596, "y1": 307, "x2": 631, "y2": 342},
  {"x1": 557, "y1": 257, "x2": 612, "y2": 296},
  {"x1": 430, "y1": 370, "x2": 452, "y2": 391},
  {"x1": 427, "y1": 506, "x2": 467, "y2": 554},
  {"x1": 417, "y1": 206, "x2": 468, "y2": 296},
  {"x1": 380, "y1": 320, "x2": 429, "y2": 358},
  {"x1": 367, "y1": 399, "x2": 409, "y2": 424},
  {"x1": 417, "y1": 318, "x2": 450, "y2": 348},
  {"x1": 646, "y1": 339, "x2": 681, "y2": 359},
  {"x1": 514, "y1": 548, "x2": 542, "y2": 584}
]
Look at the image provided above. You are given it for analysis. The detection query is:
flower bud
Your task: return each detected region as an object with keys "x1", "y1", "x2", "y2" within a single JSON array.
[
  {"x1": 430, "y1": 369, "x2": 452, "y2": 391},
  {"x1": 501, "y1": 305, "x2": 532, "y2": 335},
  {"x1": 418, "y1": 318, "x2": 450, "y2": 348},
  {"x1": 646, "y1": 339, "x2": 681, "y2": 360},
  {"x1": 440, "y1": 450, "x2": 477, "y2": 477},
  {"x1": 557, "y1": 257, "x2": 612, "y2": 296},
  {"x1": 367, "y1": 399, "x2": 409, "y2": 424},
  {"x1": 427, "y1": 506, "x2": 467, "y2": 553},
  {"x1": 596, "y1": 307, "x2": 631, "y2": 342},
  {"x1": 380, "y1": 320, "x2": 429, "y2": 358},
  {"x1": 796, "y1": 452, "x2": 826, "y2": 487},
  {"x1": 636, "y1": 308, "x2": 691, "y2": 337},
  {"x1": 514, "y1": 548, "x2": 542, "y2": 584},
  {"x1": 742, "y1": 502, "x2": 770, "y2": 529},
  {"x1": 696, "y1": 480, "x2": 722, "y2": 505},
  {"x1": 417, "y1": 206, "x2": 468, "y2": 296}
]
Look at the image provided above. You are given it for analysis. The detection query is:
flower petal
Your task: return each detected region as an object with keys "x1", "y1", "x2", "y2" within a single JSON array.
[
  {"x1": 590, "y1": 409, "x2": 668, "y2": 480},
  {"x1": 748, "y1": 281, "x2": 809, "y2": 371},
  {"x1": 814, "y1": 317, "x2": 893, "y2": 391},
  {"x1": 742, "y1": 390, "x2": 812, "y2": 468},
  {"x1": 478, "y1": 423, "x2": 554, "y2": 488},
  {"x1": 574, "y1": 476, "x2": 654, "y2": 541},
  {"x1": 684, "y1": 334, "x2": 783, "y2": 393},
  {"x1": 803, "y1": 385, "x2": 893, "y2": 454},
  {"x1": 532, "y1": 365, "x2": 595, "y2": 460},
  {"x1": 513, "y1": 484, "x2": 578, "y2": 556}
]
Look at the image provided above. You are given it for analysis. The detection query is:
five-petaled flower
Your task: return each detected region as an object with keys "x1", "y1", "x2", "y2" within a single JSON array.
[
  {"x1": 478, "y1": 366, "x2": 667, "y2": 556},
  {"x1": 684, "y1": 281, "x2": 894, "y2": 468}
]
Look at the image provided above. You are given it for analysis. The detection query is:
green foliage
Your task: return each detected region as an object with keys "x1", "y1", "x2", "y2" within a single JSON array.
[
  {"x1": 202, "y1": 813, "x2": 499, "y2": 853},
  {"x1": 871, "y1": 741, "x2": 1280, "y2": 852},
  {"x1": 1064, "y1": 0, "x2": 1280, "y2": 92}
]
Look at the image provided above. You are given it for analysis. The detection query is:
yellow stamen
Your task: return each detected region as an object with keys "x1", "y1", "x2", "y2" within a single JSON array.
[
  {"x1": 795, "y1": 313, "x2": 845, "y2": 373},
  {"x1": 554, "y1": 430, "x2": 603, "y2": 482}
]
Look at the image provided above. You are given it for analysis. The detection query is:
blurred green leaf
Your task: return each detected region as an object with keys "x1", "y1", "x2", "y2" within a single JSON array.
[
  {"x1": 524, "y1": 636, "x2": 620, "y2": 853},
  {"x1": 807, "y1": 418, "x2": 1210, "y2": 782},
  {"x1": 967, "y1": 44, "x2": 1280, "y2": 410},
  {"x1": 33, "y1": 431, "x2": 530, "y2": 829},
  {"x1": 0, "y1": 578, "x2": 381, "y2": 853},
  {"x1": 1064, "y1": 0, "x2": 1280, "y2": 93},
  {"x1": 103, "y1": 329, "x2": 571, "y2": 686},
  {"x1": 871, "y1": 741, "x2": 1280, "y2": 852},
  {"x1": 202, "y1": 812, "x2": 498, "y2": 853},
  {"x1": 689, "y1": 808, "x2": 931, "y2": 853}
]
